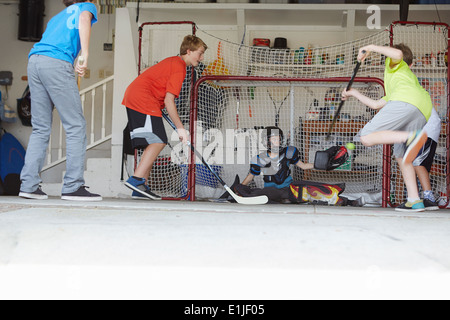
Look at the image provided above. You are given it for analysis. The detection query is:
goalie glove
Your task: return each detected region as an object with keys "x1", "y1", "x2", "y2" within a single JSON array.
[{"x1": 314, "y1": 146, "x2": 349, "y2": 171}]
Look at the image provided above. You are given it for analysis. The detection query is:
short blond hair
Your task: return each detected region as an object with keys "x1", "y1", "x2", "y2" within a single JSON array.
[{"x1": 180, "y1": 35, "x2": 207, "y2": 56}]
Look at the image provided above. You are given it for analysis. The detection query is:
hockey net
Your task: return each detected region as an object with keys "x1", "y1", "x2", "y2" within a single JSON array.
[
  {"x1": 189, "y1": 76, "x2": 386, "y2": 203},
  {"x1": 135, "y1": 21, "x2": 449, "y2": 206}
]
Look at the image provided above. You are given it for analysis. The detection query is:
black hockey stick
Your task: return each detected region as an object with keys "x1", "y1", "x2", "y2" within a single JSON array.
[
  {"x1": 326, "y1": 51, "x2": 365, "y2": 139},
  {"x1": 162, "y1": 113, "x2": 268, "y2": 205}
]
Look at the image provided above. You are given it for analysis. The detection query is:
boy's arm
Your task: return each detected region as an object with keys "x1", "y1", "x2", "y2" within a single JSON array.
[
  {"x1": 241, "y1": 174, "x2": 255, "y2": 186},
  {"x1": 76, "y1": 11, "x2": 93, "y2": 76},
  {"x1": 165, "y1": 92, "x2": 188, "y2": 144},
  {"x1": 296, "y1": 161, "x2": 314, "y2": 170},
  {"x1": 359, "y1": 44, "x2": 403, "y2": 68},
  {"x1": 342, "y1": 88, "x2": 387, "y2": 110}
]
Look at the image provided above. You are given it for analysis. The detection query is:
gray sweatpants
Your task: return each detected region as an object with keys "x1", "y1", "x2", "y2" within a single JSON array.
[{"x1": 20, "y1": 54, "x2": 87, "y2": 194}]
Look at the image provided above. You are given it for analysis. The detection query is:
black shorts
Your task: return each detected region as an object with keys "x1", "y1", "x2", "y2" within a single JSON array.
[
  {"x1": 126, "y1": 108, "x2": 168, "y2": 149},
  {"x1": 413, "y1": 138, "x2": 437, "y2": 172}
]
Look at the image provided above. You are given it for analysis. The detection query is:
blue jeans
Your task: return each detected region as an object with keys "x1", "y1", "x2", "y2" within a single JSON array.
[{"x1": 20, "y1": 55, "x2": 87, "y2": 194}]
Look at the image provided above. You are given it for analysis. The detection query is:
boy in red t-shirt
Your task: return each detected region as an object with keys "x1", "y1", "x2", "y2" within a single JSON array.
[{"x1": 123, "y1": 35, "x2": 207, "y2": 200}]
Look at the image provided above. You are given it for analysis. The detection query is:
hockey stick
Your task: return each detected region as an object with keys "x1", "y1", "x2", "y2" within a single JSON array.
[
  {"x1": 326, "y1": 51, "x2": 365, "y2": 139},
  {"x1": 162, "y1": 113, "x2": 268, "y2": 205}
]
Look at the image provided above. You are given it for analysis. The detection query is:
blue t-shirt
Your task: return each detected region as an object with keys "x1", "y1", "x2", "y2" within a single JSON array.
[{"x1": 29, "y1": 3, "x2": 98, "y2": 64}]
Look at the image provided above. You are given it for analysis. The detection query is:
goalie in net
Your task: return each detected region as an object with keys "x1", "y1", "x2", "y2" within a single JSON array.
[{"x1": 220, "y1": 126, "x2": 364, "y2": 207}]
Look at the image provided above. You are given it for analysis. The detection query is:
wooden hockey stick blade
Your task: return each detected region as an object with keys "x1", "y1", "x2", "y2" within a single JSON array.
[
  {"x1": 162, "y1": 113, "x2": 268, "y2": 205},
  {"x1": 224, "y1": 185, "x2": 268, "y2": 205},
  {"x1": 192, "y1": 143, "x2": 268, "y2": 205}
]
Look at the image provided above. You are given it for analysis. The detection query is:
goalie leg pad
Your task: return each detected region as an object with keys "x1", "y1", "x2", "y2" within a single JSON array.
[{"x1": 289, "y1": 180, "x2": 345, "y2": 205}]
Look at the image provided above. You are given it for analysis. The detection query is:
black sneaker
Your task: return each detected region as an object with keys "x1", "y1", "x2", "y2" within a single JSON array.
[
  {"x1": 423, "y1": 199, "x2": 439, "y2": 211},
  {"x1": 61, "y1": 186, "x2": 102, "y2": 202},
  {"x1": 19, "y1": 186, "x2": 48, "y2": 200}
]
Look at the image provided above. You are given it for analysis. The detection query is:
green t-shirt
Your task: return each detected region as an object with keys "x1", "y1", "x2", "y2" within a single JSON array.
[{"x1": 382, "y1": 57, "x2": 432, "y2": 121}]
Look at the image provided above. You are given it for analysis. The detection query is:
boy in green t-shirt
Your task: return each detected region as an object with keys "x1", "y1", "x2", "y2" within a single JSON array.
[{"x1": 342, "y1": 44, "x2": 432, "y2": 212}]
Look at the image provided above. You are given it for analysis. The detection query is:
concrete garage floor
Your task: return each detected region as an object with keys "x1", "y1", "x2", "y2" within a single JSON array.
[{"x1": 0, "y1": 196, "x2": 449, "y2": 300}]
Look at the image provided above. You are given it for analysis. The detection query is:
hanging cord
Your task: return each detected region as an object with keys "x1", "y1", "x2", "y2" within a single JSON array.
[
  {"x1": 434, "y1": 0, "x2": 442, "y2": 23},
  {"x1": 136, "y1": 0, "x2": 140, "y2": 23}
]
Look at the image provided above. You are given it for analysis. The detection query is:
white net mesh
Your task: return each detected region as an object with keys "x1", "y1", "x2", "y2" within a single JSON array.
[
  {"x1": 196, "y1": 28, "x2": 389, "y2": 80},
  {"x1": 387, "y1": 23, "x2": 449, "y2": 206},
  {"x1": 136, "y1": 21, "x2": 449, "y2": 206},
  {"x1": 191, "y1": 78, "x2": 385, "y2": 200}
]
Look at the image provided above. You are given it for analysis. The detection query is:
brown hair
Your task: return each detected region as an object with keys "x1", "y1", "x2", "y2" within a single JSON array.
[
  {"x1": 180, "y1": 35, "x2": 208, "y2": 56},
  {"x1": 393, "y1": 43, "x2": 413, "y2": 65}
]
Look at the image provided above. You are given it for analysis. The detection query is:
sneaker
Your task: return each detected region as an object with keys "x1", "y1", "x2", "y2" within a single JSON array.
[
  {"x1": 19, "y1": 186, "x2": 48, "y2": 200},
  {"x1": 124, "y1": 176, "x2": 162, "y2": 200},
  {"x1": 423, "y1": 199, "x2": 439, "y2": 211},
  {"x1": 395, "y1": 200, "x2": 425, "y2": 212},
  {"x1": 61, "y1": 186, "x2": 102, "y2": 201},
  {"x1": 132, "y1": 190, "x2": 151, "y2": 200},
  {"x1": 403, "y1": 130, "x2": 428, "y2": 164}
]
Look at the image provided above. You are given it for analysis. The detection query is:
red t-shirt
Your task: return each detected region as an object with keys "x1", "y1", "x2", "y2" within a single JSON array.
[{"x1": 122, "y1": 56, "x2": 187, "y2": 117}]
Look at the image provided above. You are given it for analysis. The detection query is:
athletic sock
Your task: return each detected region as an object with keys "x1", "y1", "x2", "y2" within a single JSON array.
[
  {"x1": 423, "y1": 190, "x2": 436, "y2": 202},
  {"x1": 407, "y1": 197, "x2": 420, "y2": 203}
]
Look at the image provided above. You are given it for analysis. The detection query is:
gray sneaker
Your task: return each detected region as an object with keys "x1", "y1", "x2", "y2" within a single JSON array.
[
  {"x1": 61, "y1": 186, "x2": 102, "y2": 202},
  {"x1": 19, "y1": 186, "x2": 48, "y2": 200}
]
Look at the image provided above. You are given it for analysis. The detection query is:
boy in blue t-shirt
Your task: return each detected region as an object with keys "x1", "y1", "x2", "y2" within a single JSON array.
[{"x1": 19, "y1": 0, "x2": 102, "y2": 201}]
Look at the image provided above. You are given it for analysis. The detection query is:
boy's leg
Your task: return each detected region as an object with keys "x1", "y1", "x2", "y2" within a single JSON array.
[
  {"x1": 415, "y1": 166, "x2": 432, "y2": 192},
  {"x1": 19, "y1": 55, "x2": 53, "y2": 197},
  {"x1": 134, "y1": 143, "x2": 166, "y2": 179},
  {"x1": 360, "y1": 130, "x2": 410, "y2": 147},
  {"x1": 124, "y1": 110, "x2": 168, "y2": 200},
  {"x1": 415, "y1": 166, "x2": 438, "y2": 209},
  {"x1": 397, "y1": 158, "x2": 420, "y2": 199},
  {"x1": 358, "y1": 101, "x2": 426, "y2": 149},
  {"x1": 361, "y1": 130, "x2": 428, "y2": 165},
  {"x1": 127, "y1": 143, "x2": 166, "y2": 200},
  {"x1": 413, "y1": 138, "x2": 439, "y2": 210},
  {"x1": 125, "y1": 144, "x2": 165, "y2": 201},
  {"x1": 53, "y1": 70, "x2": 87, "y2": 194},
  {"x1": 37, "y1": 56, "x2": 88, "y2": 194},
  {"x1": 395, "y1": 158, "x2": 425, "y2": 212}
]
